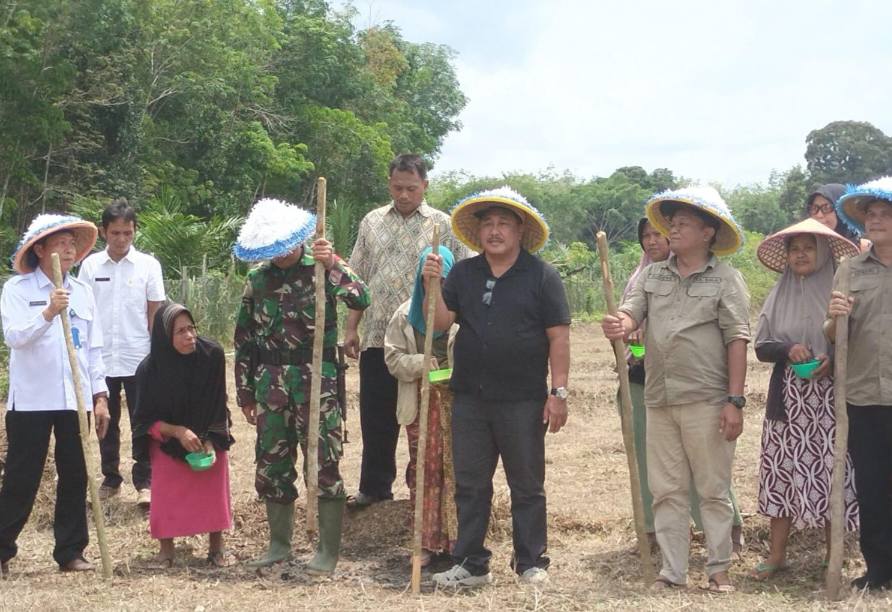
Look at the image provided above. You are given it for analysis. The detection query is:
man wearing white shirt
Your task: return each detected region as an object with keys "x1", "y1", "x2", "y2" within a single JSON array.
[
  {"x1": 0, "y1": 215, "x2": 110, "y2": 575},
  {"x1": 79, "y1": 200, "x2": 165, "y2": 507}
]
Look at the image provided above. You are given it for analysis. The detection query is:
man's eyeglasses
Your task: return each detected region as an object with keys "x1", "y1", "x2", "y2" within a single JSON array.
[{"x1": 482, "y1": 278, "x2": 496, "y2": 306}]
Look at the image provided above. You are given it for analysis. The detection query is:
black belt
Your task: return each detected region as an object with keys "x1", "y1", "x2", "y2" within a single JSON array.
[{"x1": 257, "y1": 346, "x2": 336, "y2": 366}]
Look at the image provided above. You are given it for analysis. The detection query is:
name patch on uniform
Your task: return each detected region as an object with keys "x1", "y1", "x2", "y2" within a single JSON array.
[
  {"x1": 29, "y1": 300, "x2": 48, "y2": 307},
  {"x1": 693, "y1": 276, "x2": 721, "y2": 284},
  {"x1": 95, "y1": 277, "x2": 111, "y2": 282}
]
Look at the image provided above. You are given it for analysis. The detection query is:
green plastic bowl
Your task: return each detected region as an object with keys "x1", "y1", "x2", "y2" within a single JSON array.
[
  {"x1": 185, "y1": 451, "x2": 215, "y2": 472},
  {"x1": 428, "y1": 368, "x2": 453, "y2": 384},
  {"x1": 791, "y1": 358, "x2": 821, "y2": 379},
  {"x1": 628, "y1": 343, "x2": 646, "y2": 359}
]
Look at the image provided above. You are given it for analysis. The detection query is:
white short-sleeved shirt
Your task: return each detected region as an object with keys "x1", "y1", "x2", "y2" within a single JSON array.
[
  {"x1": 1, "y1": 268, "x2": 108, "y2": 412},
  {"x1": 78, "y1": 247, "x2": 166, "y2": 377}
]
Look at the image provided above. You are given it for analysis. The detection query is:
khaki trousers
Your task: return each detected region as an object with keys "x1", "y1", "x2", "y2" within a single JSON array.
[{"x1": 647, "y1": 400, "x2": 736, "y2": 585}]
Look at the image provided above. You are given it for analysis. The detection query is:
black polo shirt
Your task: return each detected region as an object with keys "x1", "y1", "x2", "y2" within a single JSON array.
[{"x1": 442, "y1": 249, "x2": 571, "y2": 402}]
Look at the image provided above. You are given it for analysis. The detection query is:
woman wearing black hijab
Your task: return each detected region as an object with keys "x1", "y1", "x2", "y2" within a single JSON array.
[
  {"x1": 805, "y1": 183, "x2": 863, "y2": 245},
  {"x1": 132, "y1": 302, "x2": 234, "y2": 567}
]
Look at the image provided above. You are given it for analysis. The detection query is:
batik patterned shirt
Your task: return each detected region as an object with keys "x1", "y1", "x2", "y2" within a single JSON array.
[{"x1": 349, "y1": 201, "x2": 471, "y2": 351}]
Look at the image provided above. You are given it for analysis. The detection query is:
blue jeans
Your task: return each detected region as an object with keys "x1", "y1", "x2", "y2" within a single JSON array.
[{"x1": 451, "y1": 393, "x2": 549, "y2": 575}]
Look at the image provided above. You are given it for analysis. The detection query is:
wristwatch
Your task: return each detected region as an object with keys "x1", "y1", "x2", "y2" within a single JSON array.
[
  {"x1": 727, "y1": 395, "x2": 746, "y2": 409},
  {"x1": 550, "y1": 387, "x2": 569, "y2": 400}
]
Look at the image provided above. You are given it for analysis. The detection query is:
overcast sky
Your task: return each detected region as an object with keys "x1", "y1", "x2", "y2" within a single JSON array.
[{"x1": 342, "y1": 0, "x2": 892, "y2": 187}]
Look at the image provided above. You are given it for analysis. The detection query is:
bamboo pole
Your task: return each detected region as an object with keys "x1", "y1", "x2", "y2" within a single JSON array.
[
  {"x1": 595, "y1": 232, "x2": 655, "y2": 584},
  {"x1": 826, "y1": 259, "x2": 851, "y2": 600},
  {"x1": 306, "y1": 177, "x2": 327, "y2": 538},
  {"x1": 411, "y1": 227, "x2": 440, "y2": 594},
  {"x1": 51, "y1": 253, "x2": 112, "y2": 579}
]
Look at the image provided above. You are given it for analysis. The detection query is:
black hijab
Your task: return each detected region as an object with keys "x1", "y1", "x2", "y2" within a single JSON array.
[
  {"x1": 132, "y1": 302, "x2": 233, "y2": 462},
  {"x1": 805, "y1": 183, "x2": 860, "y2": 242}
]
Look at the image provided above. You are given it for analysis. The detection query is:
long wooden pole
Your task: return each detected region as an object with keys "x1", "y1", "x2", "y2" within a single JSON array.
[
  {"x1": 595, "y1": 232, "x2": 655, "y2": 584},
  {"x1": 51, "y1": 253, "x2": 112, "y2": 579},
  {"x1": 306, "y1": 177, "x2": 327, "y2": 538},
  {"x1": 411, "y1": 226, "x2": 440, "y2": 594},
  {"x1": 826, "y1": 259, "x2": 850, "y2": 600}
]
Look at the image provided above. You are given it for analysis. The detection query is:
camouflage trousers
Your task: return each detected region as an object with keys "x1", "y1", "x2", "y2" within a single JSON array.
[{"x1": 254, "y1": 393, "x2": 345, "y2": 503}]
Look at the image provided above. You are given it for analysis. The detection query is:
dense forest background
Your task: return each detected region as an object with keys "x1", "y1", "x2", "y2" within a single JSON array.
[{"x1": 4, "y1": 0, "x2": 892, "y2": 319}]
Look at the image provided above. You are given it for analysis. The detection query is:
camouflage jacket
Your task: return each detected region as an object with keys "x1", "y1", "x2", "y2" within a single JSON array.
[{"x1": 234, "y1": 248, "x2": 370, "y2": 407}]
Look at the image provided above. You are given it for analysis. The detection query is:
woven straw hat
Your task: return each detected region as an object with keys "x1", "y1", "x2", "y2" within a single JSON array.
[
  {"x1": 645, "y1": 186, "x2": 744, "y2": 256},
  {"x1": 836, "y1": 176, "x2": 892, "y2": 233},
  {"x1": 451, "y1": 187, "x2": 549, "y2": 253},
  {"x1": 757, "y1": 218, "x2": 859, "y2": 273},
  {"x1": 233, "y1": 198, "x2": 317, "y2": 262},
  {"x1": 11, "y1": 214, "x2": 98, "y2": 274}
]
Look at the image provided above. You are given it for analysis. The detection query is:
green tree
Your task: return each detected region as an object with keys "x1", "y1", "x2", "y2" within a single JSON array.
[{"x1": 805, "y1": 120, "x2": 892, "y2": 185}]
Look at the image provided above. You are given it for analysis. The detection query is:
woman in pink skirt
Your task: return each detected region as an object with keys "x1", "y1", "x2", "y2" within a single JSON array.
[
  {"x1": 132, "y1": 302, "x2": 234, "y2": 567},
  {"x1": 752, "y1": 219, "x2": 860, "y2": 580}
]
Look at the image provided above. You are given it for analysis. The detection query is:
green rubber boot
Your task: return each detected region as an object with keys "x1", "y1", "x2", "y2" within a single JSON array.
[
  {"x1": 306, "y1": 497, "x2": 345, "y2": 575},
  {"x1": 248, "y1": 501, "x2": 294, "y2": 567}
]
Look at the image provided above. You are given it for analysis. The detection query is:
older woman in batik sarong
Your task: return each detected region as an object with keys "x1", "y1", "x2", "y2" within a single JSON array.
[
  {"x1": 752, "y1": 219, "x2": 859, "y2": 580},
  {"x1": 384, "y1": 247, "x2": 458, "y2": 567}
]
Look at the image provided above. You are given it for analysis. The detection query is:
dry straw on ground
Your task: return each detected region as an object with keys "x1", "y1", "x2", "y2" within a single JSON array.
[{"x1": 1, "y1": 323, "x2": 889, "y2": 610}]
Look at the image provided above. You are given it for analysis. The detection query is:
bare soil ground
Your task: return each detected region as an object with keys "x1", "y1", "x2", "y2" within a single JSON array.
[{"x1": 1, "y1": 323, "x2": 889, "y2": 610}]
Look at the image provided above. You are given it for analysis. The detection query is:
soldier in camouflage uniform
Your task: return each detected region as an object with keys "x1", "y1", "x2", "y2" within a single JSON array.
[{"x1": 232, "y1": 198, "x2": 370, "y2": 574}]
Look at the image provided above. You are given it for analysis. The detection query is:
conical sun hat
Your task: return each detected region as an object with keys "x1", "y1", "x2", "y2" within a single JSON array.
[
  {"x1": 645, "y1": 185, "x2": 744, "y2": 256},
  {"x1": 11, "y1": 214, "x2": 98, "y2": 274},
  {"x1": 836, "y1": 176, "x2": 892, "y2": 233},
  {"x1": 233, "y1": 198, "x2": 317, "y2": 262},
  {"x1": 756, "y1": 218, "x2": 859, "y2": 273},
  {"x1": 451, "y1": 187, "x2": 549, "y2": 253}
]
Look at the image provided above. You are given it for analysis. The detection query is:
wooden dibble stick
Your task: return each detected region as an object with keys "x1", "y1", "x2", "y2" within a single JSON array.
[
  {"x1": 411, "y1": 226, "x2": 440, "y2": 594},
  {"x1": 826, "y1": 259, "x2": 850, "y2": 600},
  {"x1": 306, "y1": 176, "x2": 327, "y2": 538},
  {"x1": 595, "y1": 232, "x2": 655, "y2": 584},
  {"x1": 50, "y1": 253, "x2": 112, "y2": 579}
]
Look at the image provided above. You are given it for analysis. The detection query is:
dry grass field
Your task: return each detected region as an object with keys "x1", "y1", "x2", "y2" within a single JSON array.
[{"x1": 1, "y1": 322, "x2": 889, "y2": 611}]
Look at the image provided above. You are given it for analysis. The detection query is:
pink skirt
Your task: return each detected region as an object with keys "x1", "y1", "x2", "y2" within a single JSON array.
[{"x1": 148, "y1": 422, "x2": 233, "y2": 539}]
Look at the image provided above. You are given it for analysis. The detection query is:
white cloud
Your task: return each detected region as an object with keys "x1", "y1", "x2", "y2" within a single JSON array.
[{"x1": 345, "y1": 0, "x2": 892, "y2": 186}]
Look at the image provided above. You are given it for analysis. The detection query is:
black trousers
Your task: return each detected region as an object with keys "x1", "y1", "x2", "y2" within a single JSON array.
[
  {"x1": 451, "y1": 393, "x2": 549, "y2": 575},
  {"x1": 99, "y1": 375, "x2": 150, "y2": 490},
  {"x1": 0, "y1": 410, "x2": 88, "y2": 567},
  {"x1": 848, "y1": 403, "x2": 892, "y2": 583},
  {"x1": 357, "y1": 348, "x2": 399, "y2": 499}
]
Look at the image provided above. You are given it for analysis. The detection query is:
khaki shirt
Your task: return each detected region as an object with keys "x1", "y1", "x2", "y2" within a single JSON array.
[
  {"x1": 831, "y1": 249, "x2": 892, "y2": 406},
  {"x1": 349, "y1": 202, "x2": 471, "y2": 351},
  {"x1": 620, "y1": 255, "x2": 751, "y2": 407}
]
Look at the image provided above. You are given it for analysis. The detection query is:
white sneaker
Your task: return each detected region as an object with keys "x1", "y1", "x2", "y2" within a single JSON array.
[
  {"x1": 432, "y1": 563, "x2": 493, "y2": 587},
  {"x1": 520, "y1": 567, "x2": 548, "y2": 584}
]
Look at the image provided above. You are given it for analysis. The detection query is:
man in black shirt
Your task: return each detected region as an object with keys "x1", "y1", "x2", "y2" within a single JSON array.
[{"x1": 422, "y1": 187, "x2": 570, "y2": 587}]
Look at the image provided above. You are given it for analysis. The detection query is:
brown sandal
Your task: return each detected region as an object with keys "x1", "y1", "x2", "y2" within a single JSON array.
[
  {"x1": 650, "y1": 576, "x2": 683, "y2": 591},
  {"x1": 704, "y1": 578, "x2": 735, "y2": 593},
  {"x1": 207, "y1": 550, "x2": 234, "y2": 568}
]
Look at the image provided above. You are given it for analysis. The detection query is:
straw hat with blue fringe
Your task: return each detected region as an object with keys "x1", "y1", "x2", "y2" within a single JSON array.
[
  {"x1": 645, "y1": 185, "x2": 744, "y2": 256},
  {"x1": 836, "y1": 176, "x2": 892, "y2": 233},
  {"x1": 233, "y1": 198, "x2": 317, "y2": 262},
  {"x1": 451, "y1": 186, "x2": 549, "y2": 253},
  {"x1": 11, "y1": 214, "x2": 98, "y2": 274}
]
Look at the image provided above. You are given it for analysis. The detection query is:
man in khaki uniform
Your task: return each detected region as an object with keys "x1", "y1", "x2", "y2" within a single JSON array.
[
  {"x1": 602, "y1": 187, "x2": 749, "y2": 593},
  {"x1": 827, "y1": 178, "x2": 892, "y2": 591}
]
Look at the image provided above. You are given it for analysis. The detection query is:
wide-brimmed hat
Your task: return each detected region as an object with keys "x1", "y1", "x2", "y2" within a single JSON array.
[
  {"x1": 836, "y1": 176, "x2": 892, "y2": 233},
  {"x1": 11, "y1": 214, "x2": 98, "y2": 274},
  {"x1": 645, "y1": 185, "x2": 744, "y2": 256},
  {"x1": 756, "y1": 218, "x2": 859, "y2": 273},
  {"x1": 451, "y1": 186, "x2": 549, "y2": 253},
  {"x1": 233, "y1": 197, "x2": 317, "y2": 262}
]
